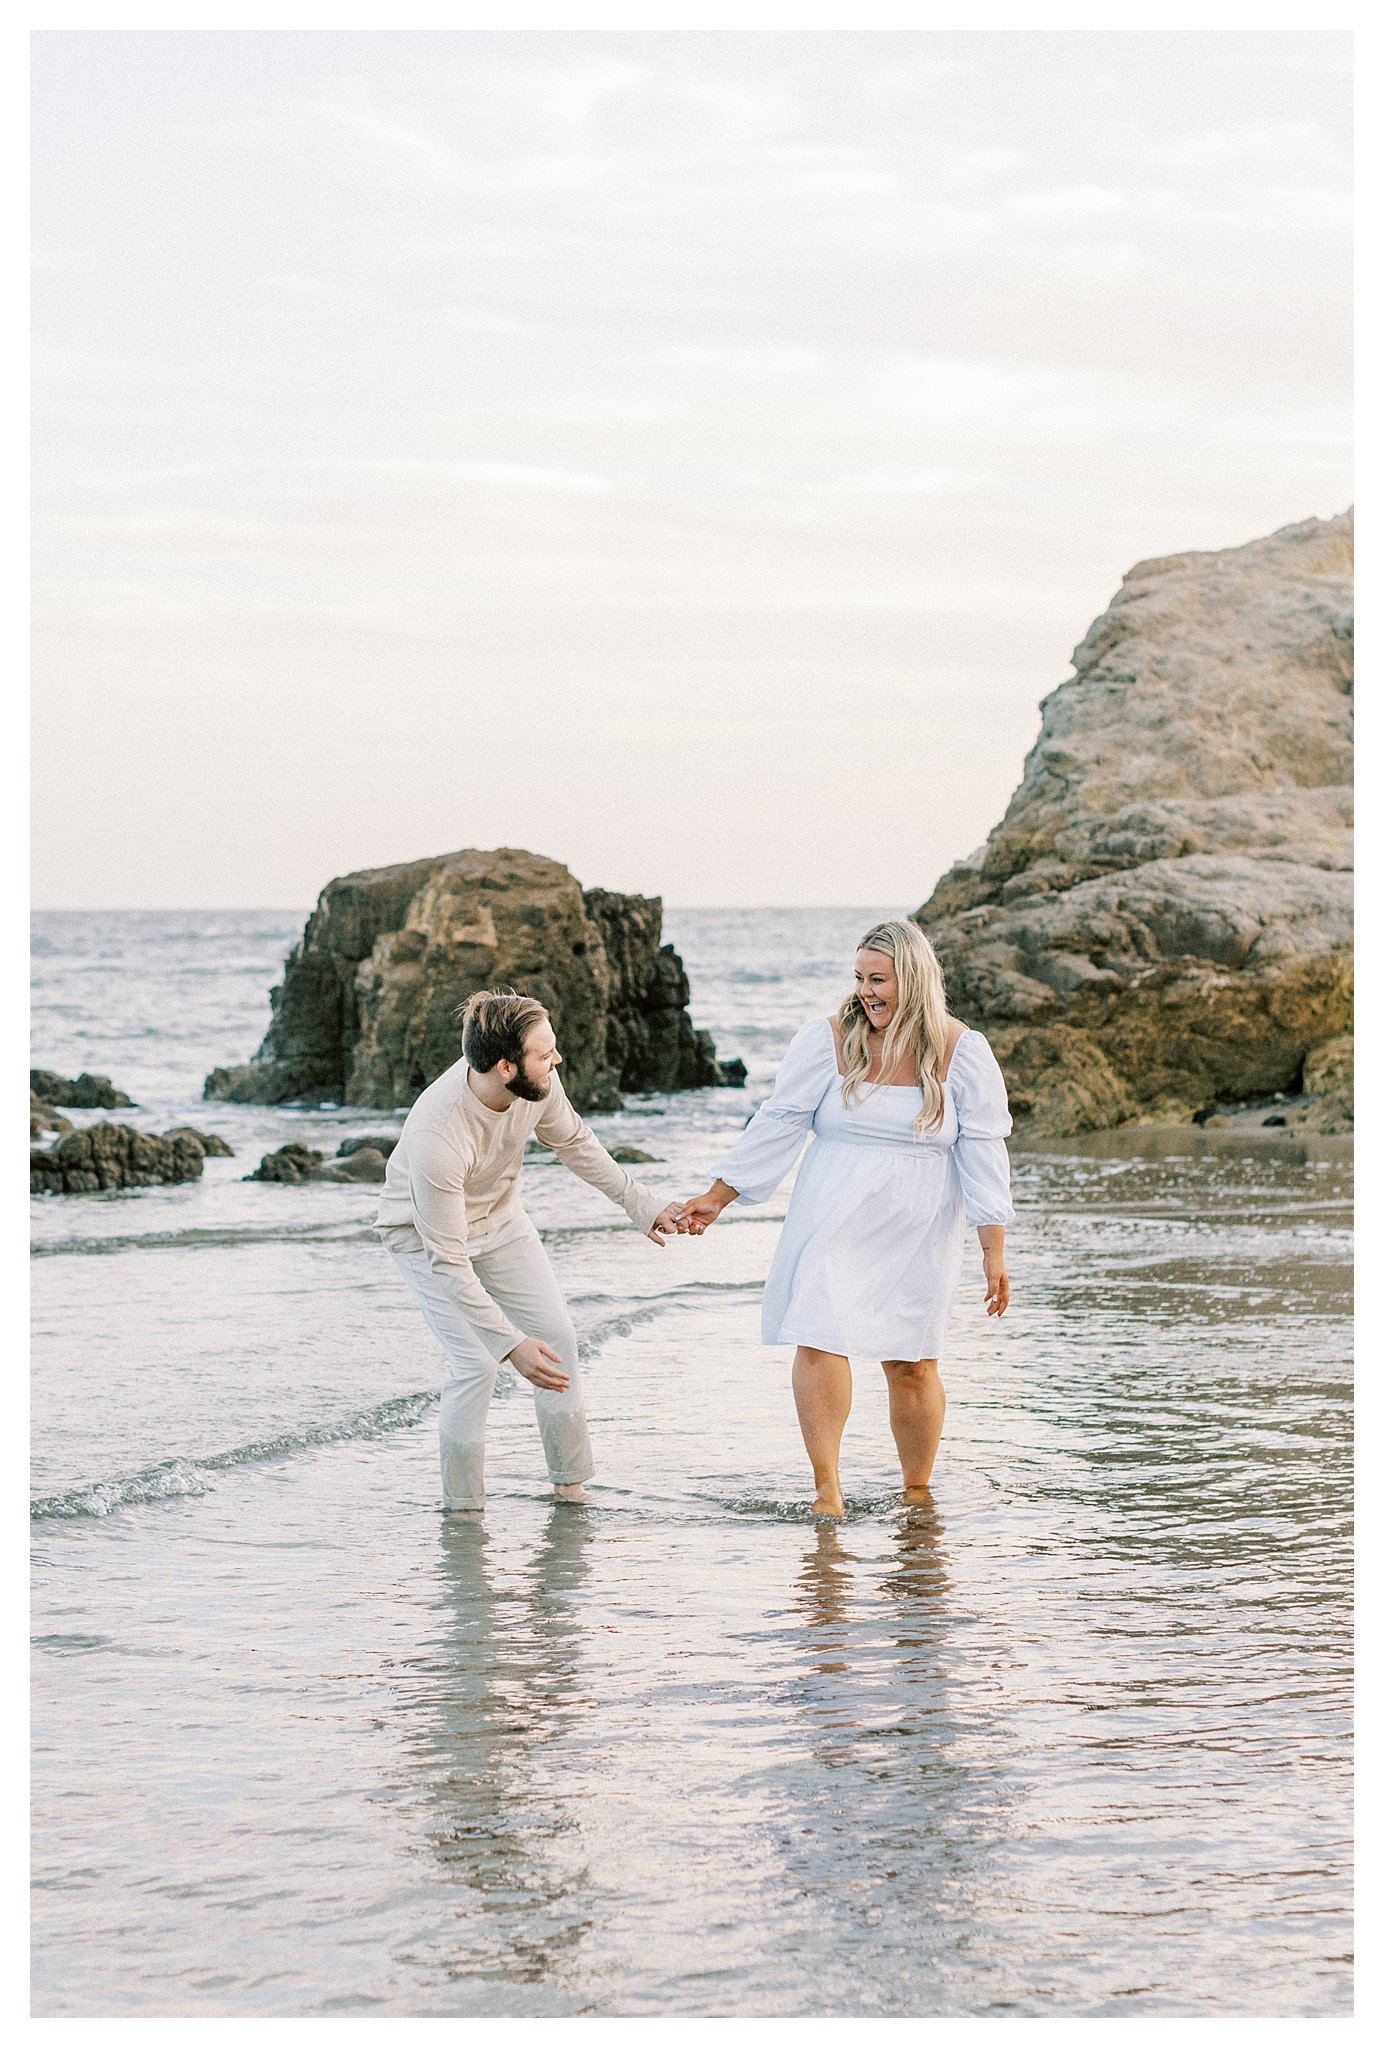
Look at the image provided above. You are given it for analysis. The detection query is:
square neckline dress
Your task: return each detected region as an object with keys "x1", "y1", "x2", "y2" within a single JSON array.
[{"x1": 711, "y1": 1014, "x2": 1015, "y2": 1361}]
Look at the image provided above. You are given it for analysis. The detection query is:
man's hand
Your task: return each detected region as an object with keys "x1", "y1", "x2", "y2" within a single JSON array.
[
  {"x1": 507, "y1": 1337, "x2": 570, "y2": 1390},
  {"x1": 647, "y1": 1201, "x2": 684, "y2": 1246}
]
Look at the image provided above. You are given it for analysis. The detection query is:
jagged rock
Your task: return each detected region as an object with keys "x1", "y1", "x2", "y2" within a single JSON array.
[
  {"x1": 247, "y1": 1144, "x2": 323, "y2": 1184},
  {"x1": 164, "y1": 1126, "x2": 235, "y2": 1157},
  {"x1": 336, "y1": 1133, "x2": 399, "y2": 1160},
  {"x1": 916, "y1": 511, "x2": 1353, "y2": 1134},
  {"x1": 247, "y1": 1141, "x2": 388, "y2": 1184},
  {"x1": 31, "y1": 1122, "x2": 205, "y2": 1194},
  {"x1": 205, "y1": 848, "x2": 728, "y2": 1112},
  {"x1": 30, "y1": 1069, "x2": 134, "y2": 1109},
  {"x1": 608, "y1": 1145, "x2": 662, "y2": 1164},
  {"x1": 30, "y1": 1092, "x2": 72, "y2": 1141}
]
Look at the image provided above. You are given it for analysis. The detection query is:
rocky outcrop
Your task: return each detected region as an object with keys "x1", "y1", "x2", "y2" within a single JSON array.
[
  {"x1": 31, "y1": 1070, "x2": 134, "y2": 1109},
  {"x1": 248, "y1": 1140, "x2": 391, "y2": 1184},
  {"x1": 205, "y1": 848, "x2": 730, "y2": 1112},
  {"x1": 31, "y1": 1123, "x2": 207, "y2": 1194},
  {"x1": 916, "y1": 511, "x2": 1353, "y2": 1134}
]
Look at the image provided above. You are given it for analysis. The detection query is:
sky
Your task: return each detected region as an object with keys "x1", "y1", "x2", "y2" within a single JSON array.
[{"x1": 31, "y1": 29, "x2": 1352, "y2": 910}]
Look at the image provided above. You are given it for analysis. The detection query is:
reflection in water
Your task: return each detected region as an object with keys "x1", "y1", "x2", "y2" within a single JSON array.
[
  {"x1": 396, "y1": 1511, "x2": 599, "y2": 1991},
  {"x1": 777, "y1": 1497, "x2": 1017, "y2": 2006}
]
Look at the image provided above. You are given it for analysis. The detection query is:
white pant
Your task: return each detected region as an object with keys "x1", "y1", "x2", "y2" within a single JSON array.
[{"x1": 392, "y1": 1213, "x2": 593, "y2": 1509}]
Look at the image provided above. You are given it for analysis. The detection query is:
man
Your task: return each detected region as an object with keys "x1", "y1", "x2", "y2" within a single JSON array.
[{"x1": 376, "y1": 989, "x2": 683, "y2": 1510}]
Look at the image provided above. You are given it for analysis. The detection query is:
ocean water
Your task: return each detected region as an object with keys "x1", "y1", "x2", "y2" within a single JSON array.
[{"x1": 31, "y1": 908, "x2": 1353, "y2": 2017}]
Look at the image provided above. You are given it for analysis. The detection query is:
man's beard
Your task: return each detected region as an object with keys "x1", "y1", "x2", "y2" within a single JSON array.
[{"x1": 505, "y1": 1068, "x2": 550, "y2": 1103}]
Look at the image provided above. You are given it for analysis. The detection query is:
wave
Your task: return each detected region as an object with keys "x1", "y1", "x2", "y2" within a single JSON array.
[
  {"x1": 30, "y1": 1390, "x2": 440, "y2": 1522},
  {"x1": 30, "y1": 1221, "x2": 384, "y2": 1259}
]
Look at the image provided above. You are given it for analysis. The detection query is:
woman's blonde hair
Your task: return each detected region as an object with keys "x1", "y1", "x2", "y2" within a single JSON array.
[{"x1": 836, "y1": 920, "x2": 951, "y2": 1134}]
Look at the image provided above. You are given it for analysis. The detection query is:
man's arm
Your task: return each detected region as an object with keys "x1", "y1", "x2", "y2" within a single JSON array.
[{"x1": 535, "y1": 1075, "x2": 674, "y2": 1238}]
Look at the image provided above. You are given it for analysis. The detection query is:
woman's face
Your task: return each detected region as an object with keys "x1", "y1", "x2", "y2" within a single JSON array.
[{"x1": 854, "y1": 948, "x2": 899, "y2": 1030}]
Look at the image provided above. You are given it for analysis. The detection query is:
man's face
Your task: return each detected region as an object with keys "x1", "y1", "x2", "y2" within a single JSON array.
[{"x1": 504, "y1": 1018, "x2": 562, "y2": 1102}]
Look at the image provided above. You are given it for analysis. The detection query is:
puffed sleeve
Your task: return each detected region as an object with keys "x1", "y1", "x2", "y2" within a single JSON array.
[
  {"x1": 710, "y1": 1016, "x2": 836, "y2": 1204},
  {"x1": 949, "y1": 1032, "x2": 1016, "y2": 1226}
]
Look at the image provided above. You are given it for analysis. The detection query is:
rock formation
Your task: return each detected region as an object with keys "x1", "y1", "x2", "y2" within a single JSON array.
[
  {"x1": 30, "y1": 1070, "x2": 134, "y2": 1109},
  {"x1": 205, "y1": 848, "x2": 732, "y2": 1112},
  {"x1": 248, "y1": 1140, "x2": 391, "y2": 1184},
  {"x1": 915, "y1": 511, "x2": 1353, "y2": 1134},
  {"x1": 31, "y1": 1123, "x2": 208, "y2": 1195}
]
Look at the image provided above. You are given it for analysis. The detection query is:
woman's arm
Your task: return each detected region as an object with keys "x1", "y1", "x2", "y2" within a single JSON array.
[{"x1": 681, "y1": 1018, "x2": 836, "y2": 1229}]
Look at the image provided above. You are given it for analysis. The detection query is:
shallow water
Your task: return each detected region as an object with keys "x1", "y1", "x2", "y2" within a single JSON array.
[{"x1": 31, "y1": 909, "x2": 1352, "y2": 2015}]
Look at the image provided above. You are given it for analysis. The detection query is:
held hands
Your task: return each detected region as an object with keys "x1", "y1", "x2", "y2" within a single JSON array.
[
  {"x1": 647, "y1": 1201, "x2": 685, "y2": 1247},
  {"x1": 507, "y1": 1336, "x2": 570, "y2": 1391}
]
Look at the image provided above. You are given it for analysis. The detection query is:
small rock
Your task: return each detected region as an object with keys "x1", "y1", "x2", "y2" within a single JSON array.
[
  {"x1": 30, "y1": 1091, "x2": 73, "y2": 1140},
  {"x1": 609, "y1": 1145, "x2": 662, "y2": 1164},
  {"x1": 336, "y1": 1134, "x2": 399, "y2": 1161},
  {"x1": 316, "y1": 1147, "x2": 388, "y2": 1183},
  {"x1": 247, "y1": 1143, "x2": 324, "y2": 1185},
  {"x1": 30, "y1": 1069, "x2": 134, "y2": 1109},
  {"x1": 717, "y1": 1058, "x2": 749, "y2": 1087},
  {"x1": 1262, "y1": 1115, "x2": 1287, "y2": 1127}
]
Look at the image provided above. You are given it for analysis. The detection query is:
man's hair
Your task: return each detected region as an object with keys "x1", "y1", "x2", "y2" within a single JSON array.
[{"x1": 459, "y1": 989, "x2": 549, "y2": 1073}]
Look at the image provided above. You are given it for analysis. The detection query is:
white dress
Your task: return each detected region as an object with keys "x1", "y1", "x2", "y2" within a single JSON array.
[{"x1": 712, "y1": 1015, "x2": 1015, "y2": 1361}]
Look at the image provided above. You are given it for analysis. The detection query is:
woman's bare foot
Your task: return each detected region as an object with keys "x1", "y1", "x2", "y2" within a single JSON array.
[
  {"x1": 901, "y1": 1484, "x2": 934, "y2": 1506},
  {"x1": 552, "y1": 1482, "x2": 587, "y2": 1505},
  {"x1": 811, "y1": 1489, "x2": 846, "y2": 1519}
]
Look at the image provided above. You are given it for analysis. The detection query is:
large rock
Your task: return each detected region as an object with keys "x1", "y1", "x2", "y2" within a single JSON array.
[
  {"x1": 205, "y1": 848, "x2": 726, "y2": 1112},
  {"x1": 916, "y1": 511, "x2": 1353, "y2": 1134},
  {"x1": 31, "y1": 1122, "x2": 206, "y2": 1195}
]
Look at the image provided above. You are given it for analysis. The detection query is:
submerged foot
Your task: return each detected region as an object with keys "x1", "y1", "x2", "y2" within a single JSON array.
[
  {"x1": 900, "y1": 1484, "x2": 935, "y2": 1506},
  {"x1": 552, "y1": 1482, "x2": 587, "y2": 1505},
  {"x1": 811, "y1": 1490, "x2": 846, "y2": 1520}
]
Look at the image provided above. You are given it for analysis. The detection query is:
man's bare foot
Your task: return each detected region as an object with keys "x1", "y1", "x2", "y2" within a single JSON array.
[{"x1": 553, "y1": 1482, "x2": 587, "y2": 1505}]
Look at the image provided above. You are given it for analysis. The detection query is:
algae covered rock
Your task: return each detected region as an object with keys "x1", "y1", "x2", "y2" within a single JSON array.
[
  {"x1": 30, "y1": 1069, "x2": 134, "y2": 1109},
  {"x1": 205, "y1": 847, "x2": 727, "y2": 1113},
  {"x1": 31, "y1": 1122, "x2": 206, "y2": 1194},
  {"x1": 246, "y1": 1144, "x2": 324, "y2": 1185},
  {"x1": 916, "y1": 511, "x2": 1353, "y2": 1134}
]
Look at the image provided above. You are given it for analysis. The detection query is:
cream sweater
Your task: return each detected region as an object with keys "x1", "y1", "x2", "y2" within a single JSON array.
[{"x1": 375, "y1": 1058, "x2": 663, "y2": 1359}]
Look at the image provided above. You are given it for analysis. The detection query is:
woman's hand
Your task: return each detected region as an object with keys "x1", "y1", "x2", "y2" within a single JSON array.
[
  {"x1": 983, "y1": 1255, "x2": 1009, "y2": 1317},
  {"x1": 978, "y1": 1226, "x2": 1010, "y2": 1317},
  {"x1": 679, "y1": 1180, "x2": 739, "y2": 1236}
]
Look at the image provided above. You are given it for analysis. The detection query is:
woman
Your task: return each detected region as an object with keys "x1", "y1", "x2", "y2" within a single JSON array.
[{"x1": 679, "y1": 920, "x2": 1014, "y2": 1518}]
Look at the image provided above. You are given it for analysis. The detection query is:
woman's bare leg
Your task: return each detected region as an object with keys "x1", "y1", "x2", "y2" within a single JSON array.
[
  {"x1": 792, "y1": 1346, "x2": 852, "y2": 1517},
  {"x1": 883, "y1": 1359, "x2": 946, "y2": 1498}
]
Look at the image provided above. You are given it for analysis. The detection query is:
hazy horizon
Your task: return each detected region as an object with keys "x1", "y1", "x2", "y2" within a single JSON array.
[{"x1": 32, "y1": 30, "x2": 1352, "y2": 911}]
